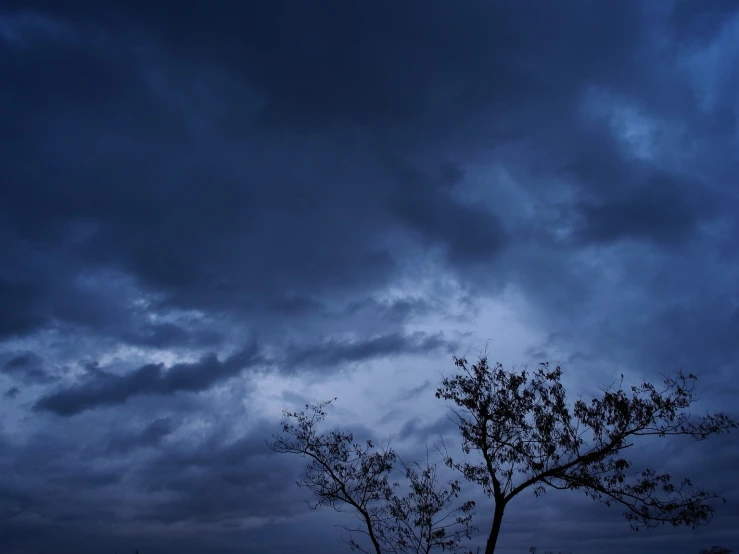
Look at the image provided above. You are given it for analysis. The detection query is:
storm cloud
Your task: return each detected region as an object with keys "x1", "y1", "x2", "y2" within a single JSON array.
[
  {"x1": 34, "y1": 345, "x2": 263, "y2": 416},
  {"x1": 2, "y1": 1, "x2": 739, "y2": 553}
]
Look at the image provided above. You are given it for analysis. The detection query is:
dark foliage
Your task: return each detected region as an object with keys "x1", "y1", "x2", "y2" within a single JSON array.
[
  {"x1": 268, "y1": 400, "x2": 477, "y2": 554},
  {"x1": 436, "y1": 357, "x2": 737, "y2": 554}
]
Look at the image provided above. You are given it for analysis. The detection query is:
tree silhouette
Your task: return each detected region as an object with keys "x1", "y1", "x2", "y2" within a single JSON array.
[
  {"x1": 436, "y1": 357, "x2": 737, "y2": 554},
  {"x1": 385, "y1": 457, "x2": 476, "y2": 554},
  {"x1": 269, "y1": 357, "x2": 735, "y2": 553},
  {"x1": 268, "y1": 400, "x2": 476, "y2": 554}
]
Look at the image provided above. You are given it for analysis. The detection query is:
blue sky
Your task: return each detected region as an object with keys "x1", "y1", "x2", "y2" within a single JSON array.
[{"x1": 1, "y1": 2, "x2": 738, "y2": 553}]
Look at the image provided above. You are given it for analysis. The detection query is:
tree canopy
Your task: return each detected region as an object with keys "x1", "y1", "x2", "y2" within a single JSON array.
[
  {"x1": 270, "y1": 356, "x2": 736, "y2": 554},
  {"x1": 436, "y1": 357, "x2": 736, "y2": 553},
  {"x1": 269, "y1": 399, "x2": 476, "y2": 554}
]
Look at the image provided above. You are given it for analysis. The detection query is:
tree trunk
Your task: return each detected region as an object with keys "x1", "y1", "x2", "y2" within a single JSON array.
[
  {"x1": 484, "y1": 502, "x2": 505, "y2": 554},
  {"x1": 362, "y1": 510, "x2": 382, "y2": 554}
]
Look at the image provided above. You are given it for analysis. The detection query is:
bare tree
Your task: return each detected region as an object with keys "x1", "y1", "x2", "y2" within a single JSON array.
[
  {"x1": 268, "y1": 399, "x2": 477, "y2": 554},
  {"x1": 436, "y1": 357, "x2": 737, "y2": 554}
]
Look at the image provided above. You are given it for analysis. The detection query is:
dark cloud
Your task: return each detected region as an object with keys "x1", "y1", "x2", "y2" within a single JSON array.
[
  {"x1": 0, "y1": 416, "x2": 309, "y2": 554},
  {"x1": 0, "y1": 0, "x2": 647, "y2": 340},
  {"x1": 283, "y1": 332, "x2": 455, "y2": 370},
  {"x1": 345, "y1": 297, "x2": 434, "y2": 323},
  {"x1": 266, "y1": 295, "x2": 327, "y2": 317},
  {"x1": 669, "y1": 0, "x2": 739, "y2": 42},
  {"x1": 0, "y1": 279, "x2": 49, "y2": 339},
  {"x1": 121, "y1": 321, "x2": 222, "y2": 349},
  {"x1": 390, "y1": 161, "x2": 508, "y2": 263},
  {"x1": 106, "y1": 416, "x2": 178, "y2": 454},
  {"x1": 136, "y1": 430, "x2": 300, "y2": 525},
  {"x1": 4, "y1": 352, "x2": 40, "y2": 370},
  {"x1": 2, "y1": 351, "x2": 52, "y2": 383},
  {"x1": 34, "y1": 344, "x2": 263, "y2": 416},
  {"x1": 10, "y1": 0, "x2": 642, "y2": 128},
  {"x1": 574, "y1": 174, "x2": 710, "y2": 246},
  {"x1": 397, "y1": 414, "x2": 458, "y2": 444},
  {"x1": 640, "y1": 299, "x2": 739, "y2": 373},
  {"x1": 395, "y1": 379, "x2": 432, "y2": 402},
  {"x1": 1, "y1": 1, "x2": 739, "y2": 553}
]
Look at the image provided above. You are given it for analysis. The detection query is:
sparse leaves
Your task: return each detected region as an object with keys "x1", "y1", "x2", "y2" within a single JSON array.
[
  {"x1": 436, "y1": 357, "x2": 737, "y2": 553},
  {"x1": 700, "y1": 547, "x2": 733, "y2": 554},
  {"x1": 268, "y1": 356, "x2": 736, "y2": 554},
  {"x1": 268, "y1": 400, "x2": 477, "y2": 554},
  {"x1": 382, "y1": 458, "x2": 477, "y2": 554}
]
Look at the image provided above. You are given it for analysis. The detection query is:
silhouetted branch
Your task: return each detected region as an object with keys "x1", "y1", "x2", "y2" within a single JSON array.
[
  {"x1": 268, "y1": 400, "x2": 477, "y2": 554},
  {"x1": 436, "y1": 357, "x2": 737, "y2": 553}
]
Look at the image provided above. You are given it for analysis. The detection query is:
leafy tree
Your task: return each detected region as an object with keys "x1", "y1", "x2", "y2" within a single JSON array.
[
  {"x1": 436, "y1": 357, "x2": 737, "y2": 554},
  {"x1": 268, "y1": 399, "x2": 477, "y2": 554}
]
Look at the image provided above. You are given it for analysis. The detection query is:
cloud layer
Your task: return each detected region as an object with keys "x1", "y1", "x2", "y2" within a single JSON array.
[{"x1": 2, "y1": 1, "x2": 739, "y2": 553}]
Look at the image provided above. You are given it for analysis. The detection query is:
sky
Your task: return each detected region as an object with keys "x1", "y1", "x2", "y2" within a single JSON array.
[{"x1": 1, "y1": 1, "x2": 739, "y2": 553}]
